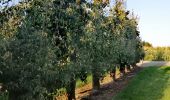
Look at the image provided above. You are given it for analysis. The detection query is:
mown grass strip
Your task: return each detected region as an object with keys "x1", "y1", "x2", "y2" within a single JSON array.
[{"x1": 113, "y1": 66, "x2": 170, "y2": 100}]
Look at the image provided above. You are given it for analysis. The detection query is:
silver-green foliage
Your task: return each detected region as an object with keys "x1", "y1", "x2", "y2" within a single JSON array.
[{"x1": 0, "y1": 0, "x2": 144, "y2": 99}]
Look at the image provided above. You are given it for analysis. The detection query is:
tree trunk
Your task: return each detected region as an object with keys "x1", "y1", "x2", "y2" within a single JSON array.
[
  {"x1": 92, "y1": 69, "x2": 100, "y2": 90},
  {"x1": 66, "y1": 77, "x2": 76, "y2": 100},
  {"x1": 126, "y1": 65, "x2": 131, "y2": 72},
  {"x1": 120, "y1": 63, "x2": 125, "y2": 76},
  {"x1": 66, "y1": 50, "x2": 77, "y2": 100},
  {"x1": 110, "y1": 68, "x2": 116, "y2": 81},
  {"x1": 132, "y1": 63, "x2": 137, "y2": 69}
]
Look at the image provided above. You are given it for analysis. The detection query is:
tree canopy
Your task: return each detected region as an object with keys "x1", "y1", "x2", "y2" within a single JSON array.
[{"x1": 0, "y1": 0, "x2": 144, "y2": 99}]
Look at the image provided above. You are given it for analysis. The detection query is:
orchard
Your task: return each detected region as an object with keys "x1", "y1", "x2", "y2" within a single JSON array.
[{"x1": 0, "y1": 0, "x2": 144, "y2": 100}]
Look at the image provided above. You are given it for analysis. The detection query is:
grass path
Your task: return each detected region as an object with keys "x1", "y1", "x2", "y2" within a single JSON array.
[{"x1": 113, "y1": 66, "x2": 170, "y2": 100}]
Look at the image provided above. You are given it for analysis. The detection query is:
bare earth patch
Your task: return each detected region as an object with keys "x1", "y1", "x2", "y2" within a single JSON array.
[
  {"x1": 75, "y1": 67, "x2": 142, "y2": 100},
  {"x1": 56, "y1": 61, "x2": 170, "y2": 100}
]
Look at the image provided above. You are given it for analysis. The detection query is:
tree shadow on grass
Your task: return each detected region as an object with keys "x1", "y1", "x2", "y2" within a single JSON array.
[{"x1": 164, "y1": 67, "x2": 170, "y2": 73}]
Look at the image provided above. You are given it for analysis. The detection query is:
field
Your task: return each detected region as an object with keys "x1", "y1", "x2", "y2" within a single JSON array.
[{"x1": 113, "y1": 66, "x2": 170, "y2": 100}]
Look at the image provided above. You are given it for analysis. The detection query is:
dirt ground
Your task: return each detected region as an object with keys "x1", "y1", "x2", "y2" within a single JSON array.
[
  {"x1": 75, "y1": 67, "x2": 142, "y2": 100},
  {"x1": 137, "y1": 61, "x2": 170, "y2": 67},
  {"x1": 57, "y1": 61, "x2": 170, "y2": 100}
]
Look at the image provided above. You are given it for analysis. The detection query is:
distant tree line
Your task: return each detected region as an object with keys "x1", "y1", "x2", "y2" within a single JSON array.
[
  {"x1": 144, "y1": 47, "x2": 170, "y2": 61},
  {"x1": 142, "y1": 41, "x2": 153, "y2": 47}
]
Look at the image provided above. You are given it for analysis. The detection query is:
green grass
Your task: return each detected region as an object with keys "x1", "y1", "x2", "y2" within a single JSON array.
[
  {"x1": 0, "y1": 92, "x2": 9, "y2": 100},
  {"x1": 76, "y1": 67, "x2": 120, "y2": 88},
  {"x1": 76, "y1": 75, "x2": 92, "y2": 88},
  {"x1": 113, "y1": 66, "x2": 170, "y2": 100},
  {"x1": 56, "y1": 68, "x2": 120, "y2": 96},
  {"x1": 55, "y1": 75, "x2": 92, "y2": 96}
]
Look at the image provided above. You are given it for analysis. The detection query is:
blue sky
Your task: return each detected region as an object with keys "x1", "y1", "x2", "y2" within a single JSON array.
[
  {"x1": 1, "y1": 0, "x2": 170, "y2": 47},
  {"x1": 126, "y1": 0, "x2": 170, "y2": 47}
]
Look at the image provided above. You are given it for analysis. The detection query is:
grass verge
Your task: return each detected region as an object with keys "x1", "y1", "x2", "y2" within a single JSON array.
[{"x1": 113, "y1": 66, "x2": 170, "y2": 100}]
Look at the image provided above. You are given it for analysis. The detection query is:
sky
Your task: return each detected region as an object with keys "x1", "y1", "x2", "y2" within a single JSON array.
[
  {"x1": 126, "y1": 0, "x2": 170, "y2": 47},
  {"x1": 1, "y1": 0, "x2": 170, "y2": 47}
]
